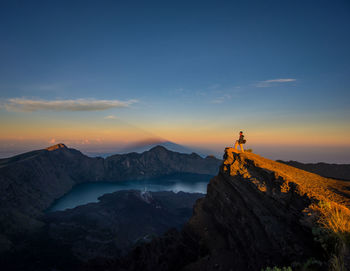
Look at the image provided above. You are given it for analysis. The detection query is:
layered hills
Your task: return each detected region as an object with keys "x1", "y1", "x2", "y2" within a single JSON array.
[{"x1": 0, "y1": 144, "x2": 221, "y2": 253}]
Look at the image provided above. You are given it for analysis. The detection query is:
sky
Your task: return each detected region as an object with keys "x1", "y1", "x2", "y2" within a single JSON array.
[{"x1": 0, "y1": 0, "x2": 350, "y2": 162}]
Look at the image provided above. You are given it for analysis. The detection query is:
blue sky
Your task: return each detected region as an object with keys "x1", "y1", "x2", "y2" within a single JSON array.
[{"x1": 0, "y1": 0, "x2": 349, "y2": 162}]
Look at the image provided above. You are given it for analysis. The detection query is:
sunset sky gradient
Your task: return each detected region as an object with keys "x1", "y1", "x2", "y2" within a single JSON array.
[{"x1": 0, "y1": 0, "x2": 349, "y2": 162}]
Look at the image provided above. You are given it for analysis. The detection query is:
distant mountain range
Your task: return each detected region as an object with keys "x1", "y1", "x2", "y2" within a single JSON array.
[
  {"x1": 278, "y1": 160, "x2": 350, "y2": 181},
  {"x1": 0, "y1": 143, "x2": 221, "y2": 255}
]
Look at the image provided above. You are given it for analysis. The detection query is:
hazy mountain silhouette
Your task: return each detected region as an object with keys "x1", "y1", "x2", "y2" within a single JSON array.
[{"x1": 85, "y1": 139, "x2": 217, "y2": 158}]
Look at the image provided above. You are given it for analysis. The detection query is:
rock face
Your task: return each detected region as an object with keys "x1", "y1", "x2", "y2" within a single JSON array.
[
  {"x1": 0, "y1": 144, "x2": 221, "y2": 252},
  {"x1": 278, "y1": 160, "x2": 350, "y2": 181},
  {"x1": 118, "y1": 148, "x2": 350, "y2": 271}
]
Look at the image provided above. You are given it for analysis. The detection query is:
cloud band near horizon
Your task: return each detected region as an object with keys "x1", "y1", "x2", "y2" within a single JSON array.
[{"x1": 2, "y1": 98, "x2": 138, "y2": 112}]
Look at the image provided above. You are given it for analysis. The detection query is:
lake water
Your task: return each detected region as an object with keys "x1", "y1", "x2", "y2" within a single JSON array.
[{"x1": 48, "y1": 174, "x2": 211, "y2": 212}]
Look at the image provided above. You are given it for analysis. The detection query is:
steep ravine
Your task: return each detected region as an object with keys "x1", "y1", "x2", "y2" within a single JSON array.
[{"x1": 117, "y1": 148, "x2": 350, "y2": 271}]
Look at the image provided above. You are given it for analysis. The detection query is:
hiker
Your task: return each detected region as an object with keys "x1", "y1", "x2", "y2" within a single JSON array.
[{"x1": 234, "y1": 131, "x2": 246, "y2": 152}]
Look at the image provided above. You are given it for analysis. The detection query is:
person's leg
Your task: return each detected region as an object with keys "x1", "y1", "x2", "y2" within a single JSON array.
[
  {"x1": 239, "y1": 144, "x2": 244, "y2": 152},
  {"x1": 234, "y1": 140, "x2": 238, "y2": 150}
]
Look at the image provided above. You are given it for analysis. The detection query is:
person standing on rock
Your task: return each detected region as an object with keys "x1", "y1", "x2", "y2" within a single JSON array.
[{"x1": 234, "y1": 131, "x2": 246, "y2": 152}]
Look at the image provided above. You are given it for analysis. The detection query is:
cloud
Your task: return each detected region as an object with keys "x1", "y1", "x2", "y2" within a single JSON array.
[
  {"x1": 104, "y1": 115, "x2": 118, "y2": 120},
  {"x1": 2, "y1": 98, "x2": 138, "y2": 112},
  {"x1": 255, "y1": 78, "x2": 296, "y2": 87},
  {"x1": 263, "y1": 79, "x2": 296, "y2": 83}
]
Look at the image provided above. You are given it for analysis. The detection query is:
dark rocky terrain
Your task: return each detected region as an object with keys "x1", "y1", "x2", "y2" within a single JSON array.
[
  {"x1": 112, "y1": 148, "x2": 350, "y2": 271},
  {"x1": 0, "y1": 144, "x2": 220, "y2": 253},
  {"x1": 278, "y1": 160, "x2": 350, "y2": 181},
  {"x1": 1, "y1": 145, "x2": 349, "y2": 270},
  {"x1": 1, "y1": 190, "x2": 203, "y2": 270}
]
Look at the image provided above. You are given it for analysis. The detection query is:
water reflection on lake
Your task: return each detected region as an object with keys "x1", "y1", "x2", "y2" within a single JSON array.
[{"x1": 48, "y1": 174, "x2": 211, "y2": 212}]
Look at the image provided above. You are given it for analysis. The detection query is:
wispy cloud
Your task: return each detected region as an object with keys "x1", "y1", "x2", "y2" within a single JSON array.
[
  {"x1": 2, "y1": 98, "x2": 138, "y2": 112},
  {"x1": 255, "y1": 78, "x2": 296, "y2": 87},
  {"x1": 104, "y1": 115, "x2": 118, "y2": 120}
]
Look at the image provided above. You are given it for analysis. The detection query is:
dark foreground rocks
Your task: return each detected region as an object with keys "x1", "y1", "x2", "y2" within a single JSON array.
[{"x1": 0, "y1": 190, "x2": 203, "y2": 271}]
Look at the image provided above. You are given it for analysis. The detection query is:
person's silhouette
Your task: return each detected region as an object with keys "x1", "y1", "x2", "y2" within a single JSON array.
[{"x1": 234, "y1": 131, "x2": 246, "y2": 152}]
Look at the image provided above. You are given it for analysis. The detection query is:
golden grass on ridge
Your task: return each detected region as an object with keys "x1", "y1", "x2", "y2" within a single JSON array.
[{"x1": 312, "y1": 201, "x2": 350, "y2": 236}]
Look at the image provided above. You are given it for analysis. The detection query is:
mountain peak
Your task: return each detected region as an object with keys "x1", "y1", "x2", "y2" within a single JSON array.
[
  {"x1": 148, "y1": 145, "x2": 169, "y2": 152},
  {"x1": 46, "y1": 143, "x2": 67, "y2": 151}
]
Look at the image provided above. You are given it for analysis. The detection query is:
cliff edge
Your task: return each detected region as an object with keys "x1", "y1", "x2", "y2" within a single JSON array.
[{"x1": 122, "y1": 148, "x2": 350, "y2": 271}]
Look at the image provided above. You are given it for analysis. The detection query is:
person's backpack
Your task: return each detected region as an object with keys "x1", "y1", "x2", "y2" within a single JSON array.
[{"x1": 239, "y1": 135, "x2": 246, "y2": 144}]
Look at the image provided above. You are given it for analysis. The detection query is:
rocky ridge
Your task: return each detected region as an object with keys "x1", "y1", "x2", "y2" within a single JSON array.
[
  {"x1": 0, "y1": 144, "x2": 221, "y2": 252},
  {"x1": 118, "y1": 148, "x2": 350, "y2": 271}
]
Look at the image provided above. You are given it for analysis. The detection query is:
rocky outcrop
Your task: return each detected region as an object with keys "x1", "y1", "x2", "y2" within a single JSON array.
[
  {"x1": 118, "y1": 148, "x2": 350, "y2": 271},
  {"x1": 46, "y1": 143, "x2": 68, "y2": 151}
]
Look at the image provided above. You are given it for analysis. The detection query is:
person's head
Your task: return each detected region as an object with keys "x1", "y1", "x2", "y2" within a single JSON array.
[{"x1": 240, "y1": 131, "x2": 243, "y2": 135}]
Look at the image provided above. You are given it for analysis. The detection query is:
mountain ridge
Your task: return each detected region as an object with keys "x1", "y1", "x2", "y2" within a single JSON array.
[
  {"x1": 278, "y1": 159, "x2": 350, "y2": 181},
  {"x1": 115, "y1": 148, "x2": 350, "y2": 271},
  {"x1": 0, "y1": 144, "x2": 221, "y2": 253}
]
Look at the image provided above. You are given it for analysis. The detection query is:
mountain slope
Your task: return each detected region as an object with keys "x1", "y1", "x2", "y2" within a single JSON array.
[
  {"x1": 0, "y1": 144, "x2": 221, "y2": 253},
  {"x1": 118, "y1": 148, "x2": 350, "y2": 271},
  {"x1": 104, "y1": 145, "x2": 220, "y2": 180}
]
